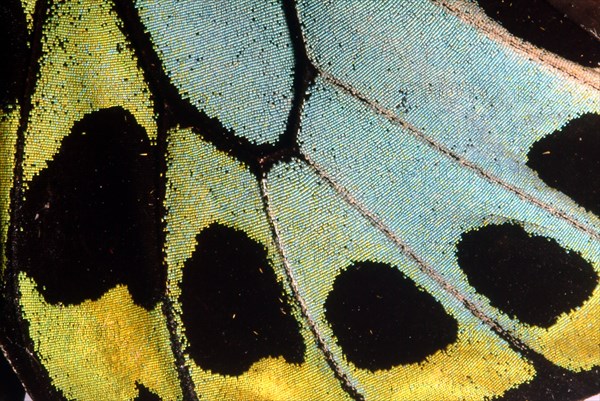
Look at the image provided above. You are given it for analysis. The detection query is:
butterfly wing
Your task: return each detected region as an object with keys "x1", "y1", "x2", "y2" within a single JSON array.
[{"x1": 1, "y1": 0, "x2": 599, "y2": 400}]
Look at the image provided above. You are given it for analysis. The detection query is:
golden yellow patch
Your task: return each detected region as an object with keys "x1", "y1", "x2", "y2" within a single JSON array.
[
  {"x1": 19, "y1": 273, "x2": 180, "y2": 400},
  {"x1": 0, "y1": 109, "x2": 19, "y2": 273}
]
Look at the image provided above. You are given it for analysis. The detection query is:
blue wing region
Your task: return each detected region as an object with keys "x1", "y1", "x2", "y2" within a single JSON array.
[
  {"x1": 135, "y1": 0, "x2": 294, "y2": 145},
  {"x1": 298, "y1": 0, "x2": 600, "y2": 227},
  {"x1": 299, "y1": 78, "x2": 600, "y2": 336}
]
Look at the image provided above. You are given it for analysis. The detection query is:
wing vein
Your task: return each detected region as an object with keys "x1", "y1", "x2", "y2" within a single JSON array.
[
  {"x1": 259, "y1": 177, "x2": 366, "y2": 401},
  {"x1": 318, "y1": 69, "x2": 600, "y2": 243},
  {"x1": 300, "y1": 153, "x2": 527, "y2": 349}
]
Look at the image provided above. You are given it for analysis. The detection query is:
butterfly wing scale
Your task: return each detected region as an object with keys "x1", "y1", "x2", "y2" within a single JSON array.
[{"x1": 0, "y1": 0, "x2": 598, "y2": 400}]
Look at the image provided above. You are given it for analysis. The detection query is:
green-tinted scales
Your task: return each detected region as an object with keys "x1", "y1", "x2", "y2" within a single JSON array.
[{"x1": 0, "y1": 0, "x2": 599, "y2": 400}]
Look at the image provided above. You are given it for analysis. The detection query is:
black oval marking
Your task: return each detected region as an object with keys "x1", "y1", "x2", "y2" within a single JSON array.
[
  {"x1": 457, "y1": 223, "x2": 598, "y2": 327},
  {"x1": 17, "y1": 107, "x2": 163, "y2": 309},
  {"x1": 180, "y1": 223, "x2": 304, "y2": 376},
  {"x1": 133, "y1": 383, "x2": 160, "y2": 401},
  {"x1": 0, "y1": 0, "x2": 28, "y2": 110},
  {"x1": 476, "y1": 0, "x2": 600, "y2": 67},
  {"x1": 527, "y1": 113, "x2": 600, "y2": 216},
  {"x1": 0, "y1": 352, "x2": 25, "y2": 401},
  {"x1": 324, "y1": 261, "x2": 458, "y2": 372}
]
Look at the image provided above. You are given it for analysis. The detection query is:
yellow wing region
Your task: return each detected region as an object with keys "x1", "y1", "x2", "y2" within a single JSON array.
[{"x1": 2, "y1": 0, "x2": 599, "y2": 400}]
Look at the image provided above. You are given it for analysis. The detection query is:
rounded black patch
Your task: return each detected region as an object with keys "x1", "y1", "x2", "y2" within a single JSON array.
[
  {"x1": 17, "y1": 107, "x2": 163, "y2": 309},
  {"x1": 0, "y1": 352, "x2": 24, "y2": 401},
  {"x1": 133, "y1": 383, "x2": 160, "y2": 401},
  {"x1": 476, "y1": 0, "x2": 600, "y2": 67},
  {"x1": 324, "y1": 261, "x2": 458, "y2": 371},
  {"x1": 180, "y1": 223, "x2": 304, "y2": 376},
  {"x1": 456, "y1": 223, "x2": 598, "y2": 327},
  {"x1": 527, "y1": 113, "x2": 600, "y2": 216},
  {"x1": 0, "y1": 0, "x2": 28, "y2": 110}
]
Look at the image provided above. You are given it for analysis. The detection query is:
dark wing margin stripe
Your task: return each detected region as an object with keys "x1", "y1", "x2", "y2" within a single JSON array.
[{"x1": 2, "y1": 0, "x2": 69, "y2": 399}]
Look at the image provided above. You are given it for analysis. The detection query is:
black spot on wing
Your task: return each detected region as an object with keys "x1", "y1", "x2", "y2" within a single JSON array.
[
  {"x1": 180, "y1": 223, "x2": 304, "y2": 376},
  {"x1": 0, "y1": 351, "x2": 24, "y2": 401},
  {"x1": 17, "y1": 107, "x2": 163, "y2": 309},
  {"x1": 132, "y1": 383, "x2": 160, "y2": 401},
  {"x1": 456, "y1": 223, "x2": 597, "y2": 327},
  {"x1": 0, "y1": 0, "x2": 28, "y2": 110},
  {"x1": 324, "y1": 262, "x2": 458, "y2": 372},
  {"x1": 527, "y1": 113, "x2": 600, "y2": 216},
  {"x1": 476, "y1": 0, "x2": 600, "y2": 67}
]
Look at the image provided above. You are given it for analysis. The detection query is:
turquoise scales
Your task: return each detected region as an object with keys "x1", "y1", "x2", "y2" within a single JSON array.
[{"x1": 0, "y1": 0, "x2": 599, "y2": 400}]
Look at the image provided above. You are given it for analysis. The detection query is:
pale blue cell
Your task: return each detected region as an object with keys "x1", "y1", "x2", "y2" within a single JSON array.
[
  {"x1": 136, "y1": 0, "x2": 294, "y2": 144},
  {"x1": 298, "y1": 0, "x2": 600, "y2": 226},
  {"x1": 299, "y1": 79, "x2": 600, "y2": 336}
]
